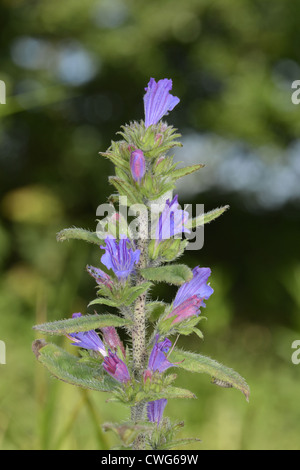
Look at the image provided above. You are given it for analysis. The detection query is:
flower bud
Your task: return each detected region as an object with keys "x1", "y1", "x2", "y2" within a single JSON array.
[
  {"x1": 155, "y1": 133, "x2": 164, "y2": 146},
  {"x1": 101, "y1": 326, "x2": 125, "y2": 358},
  {"x1": 130, "y1": 149, "x2": 146, "y2": 184}
]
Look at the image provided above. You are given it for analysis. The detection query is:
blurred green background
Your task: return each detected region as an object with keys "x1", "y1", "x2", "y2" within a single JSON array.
[{"x1": 1, "y1": 0, "x2": 300, "y2": 450}]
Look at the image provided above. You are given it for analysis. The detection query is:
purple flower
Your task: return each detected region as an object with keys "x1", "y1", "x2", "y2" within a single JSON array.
[
  {"x1": 67, "y1": 313, "x2": 107, "y2": 357},
  {"x1": 144, "y1": 78, "x2": 180, "y2": 127},
  {"x1": 100, "y1": 237, "x2": 140, "y2": 280},
  {"x1": 147, "y1": 335, "x2": 175, "y2": 374},
  {"x1": 130, "y1": 149, "x2": 146, "y2": 183},
  {"x1": 155, "y1": 195, "x2": 190, "y2": 241},
  {"x1": 147, "y1": 399, "x2": 167, "y2": 425},
  {"x1": 103, "y1": 349, "x2": 131, "y2": 383},
  {"x1": 168, "y1": 267, "x2": 213, "y2": 323},
  {"x1": 86, "y1": 265, "x2": 113, "y2": 289}
]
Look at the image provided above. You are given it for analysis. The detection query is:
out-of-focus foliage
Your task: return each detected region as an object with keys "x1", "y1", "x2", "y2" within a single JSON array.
[{"x1": 0, "y1": 0, "x2": 300, "y2": 450}]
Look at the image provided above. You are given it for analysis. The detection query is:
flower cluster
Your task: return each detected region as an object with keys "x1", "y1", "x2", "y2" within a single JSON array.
[
  {"x1": 65, "y1": 79, "x2": 212, "y2": 427},
  {"x1": 33, "y1": 76, "x2": 247, "y2": 451}
]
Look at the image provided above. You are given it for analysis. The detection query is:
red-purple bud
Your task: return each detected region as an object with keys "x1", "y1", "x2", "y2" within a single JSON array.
[
  {"x1": 101, "y1": 326, "x2": 125, "y2": 358},
  {"x1": 155, "y1": 133, "x2": 163, "y2": 145},
  {"x1": 143, "y1": 369, "x2": 153, "y2": 383},
  {"x1": 155, "y1": 156, "x2": 165, "y2": 168},
  {"x1": 130, "y1": 149, "x2": 146, "y2": 184}
]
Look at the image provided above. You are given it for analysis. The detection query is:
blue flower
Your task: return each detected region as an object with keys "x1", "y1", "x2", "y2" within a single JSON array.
[
  {"x1": 155, "y1": 195, "x2": 190, "y2": 241},
  {"x1": 143, "y1": 78, "x2": 180, "y2": 127},
  {"x1": 167, "y1": 267, "x2": 213, "y2": 324},
  {"x1": 173, "y1": 266, "x2": 213, "y2": 309},
  {"x1": 67, "y1": 313, "x2": 107, "y2": 356},
  {"x1": 147, "y1": 335, "x2": 175, "y2": 373},
  {"x1": 147, "y1": 399, "x2": 167, "y2": 425},
  {"x1": 100, "y1": 237, "x2": 140, "y2": 280}
]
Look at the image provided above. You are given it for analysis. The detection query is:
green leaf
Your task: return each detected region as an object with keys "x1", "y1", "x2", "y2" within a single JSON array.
[
  {"x1": 99, "y1": 151, "x2": 129, "y2": 172},
  {"x1": 141, "y1": 264, "x2": 193, "y2": 286},
  {"x1": 146, "y1": 301, "x2": 167, "y2": 321},
  {"x1": 136, "y1": 386, "x2": 196, "y2": 402},
  {"x1": 173, "y1": 316, "x2": 205, "y2": 338},
  {"x1": 33, "y1": 314, "x2": 132, "y2": 336},
  {"x1": 148, "y1": 183, "x2": 176, "y2": 201},
  {"x1": 88, "y1": 298, "x2": 120, "y2": 307},
  {"x1": 186, "y1": 206, "x2": 229, "y2": 229},
  {"x1": 192, "y1": 328, "x2": 204, "y2": 340},
  {"x1": 123, "y1": 282, "x2": 153, "y2": 306},
  {"x1": 56, "y1": 227, "x2": 103, "y2": 245},
  {"x1": 171, "y1": 349, "x2": 250, "y2": 401},
  {"x1": 35, "y1": 342, "x2": 115, "y2": 392},
  {"x1": 90, "y1": 282, "x2": 152, "y2": 308},
  {"x1": 171, "y1": 164, "x2": 204, "y2": 181},
  {"x1": 153, "y1": 155, "x2": 174, "y2": 175},
  {"x1": 109, "y1": 177, "x2": 143, "y2": 205}
]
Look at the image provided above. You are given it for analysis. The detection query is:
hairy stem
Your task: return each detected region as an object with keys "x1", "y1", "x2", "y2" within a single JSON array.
[
  {"x1": 131, "y1": 208, "x2": 149, "y2": 449},
  {"x1": 132, "y1": 209, "x2": 149, "y2": 377}
]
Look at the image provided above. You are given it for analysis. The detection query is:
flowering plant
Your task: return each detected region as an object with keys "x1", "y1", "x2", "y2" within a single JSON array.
[{"x1": 33, "y1": 78, "x2": 249, "y2": 450}]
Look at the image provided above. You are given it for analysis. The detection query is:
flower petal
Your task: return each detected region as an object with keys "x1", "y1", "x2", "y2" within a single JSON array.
[{"x1": 144, "y1": 78, "x2": 180, "y2": 127}]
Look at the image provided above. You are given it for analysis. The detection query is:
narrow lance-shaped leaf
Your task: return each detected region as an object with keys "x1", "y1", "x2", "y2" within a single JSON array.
[
  {"x1": 171, "y1": 349, "x2": 250, "y2": 401},
  {"x1": 34, "y1": 342, "x2": 115, "y2": 392},
  {"x1": 141, "y1": 264, "x2": 193, "y2": 286},
  {"x1": 56, "y1": 227, "x2": 103, "y2": 245},
  {"x1": 88, "y1": 282, "x2": 152, "y2": 308},
  {"x1": 99, "y1": 151, "x2": 129, "y2": 172},
  {"x1": 33, "y1": 314, "x2": 132, "y2": 336},
  {"x1": 136, "y1": 386, "x2": 197, "y2": 403},
  {"x1": 170, "y1": 163, "x2": 205, "y2": 181},
  {"x1": 122, "y1": 282, "x2": 153, "y2": 306},
  {"x1": 186, "y1": 206, "x2": 230, "y2": 229},
  {"x1": 109, "y1": 176, "x2": 143, "y2": 205},
  {"x1": 88, "y1": 298, "x2": 120, "y2": 308}
]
